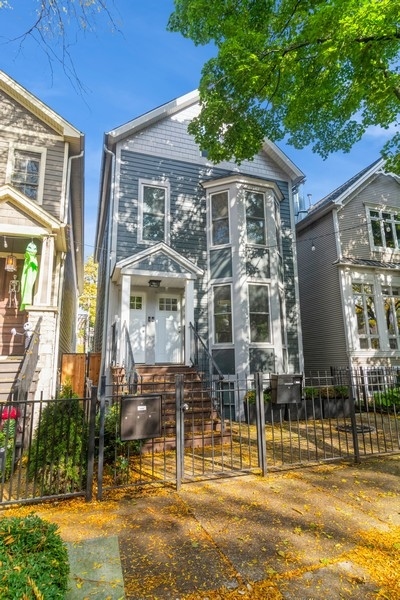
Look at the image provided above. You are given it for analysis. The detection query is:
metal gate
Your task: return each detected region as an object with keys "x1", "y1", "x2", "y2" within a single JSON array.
[{"x1": 1, "y1": 368, "x2": 399, "y2": 506}]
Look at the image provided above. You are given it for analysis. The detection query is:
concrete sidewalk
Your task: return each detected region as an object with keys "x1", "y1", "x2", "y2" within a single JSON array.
[{"x1": 37, "y1": 455, "x2": 400, "y2": 599}]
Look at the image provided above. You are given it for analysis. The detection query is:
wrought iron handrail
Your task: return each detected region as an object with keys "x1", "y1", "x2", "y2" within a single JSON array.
[
  {"x1": 13, "y1": 316, "x2": 42, "y2": 402},
  {"x1": 189, "y1": 322, "x2": 224, "y2": 382},
  {"x1": 122, "y1": 321, "x2": 138, "y2": 391}
]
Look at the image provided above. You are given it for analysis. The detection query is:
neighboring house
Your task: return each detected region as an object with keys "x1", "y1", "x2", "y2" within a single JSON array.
[
  {"x1": 0, "y1": 70, "x2": 84, "y2": 399},
  {"x1": 296, "y1": 158, "x2": 400, "y2": 374},
  {"x1": 94, "y1": 90, "x2": 305, "y2": 400}
]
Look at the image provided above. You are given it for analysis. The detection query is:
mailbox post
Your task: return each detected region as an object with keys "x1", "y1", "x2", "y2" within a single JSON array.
[{"x1": 270, "y1": 374, "x2": 303, "y2": 404}]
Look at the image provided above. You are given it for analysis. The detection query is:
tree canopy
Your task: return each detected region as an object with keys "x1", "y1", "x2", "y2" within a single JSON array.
[{"x1": 169, "y1": 0, "x2": 400, "y2": 171}]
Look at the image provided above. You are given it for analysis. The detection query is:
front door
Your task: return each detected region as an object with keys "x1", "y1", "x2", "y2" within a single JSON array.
[
  {"x1": 0, "y1": 258, "x2": 25, "y2": 355},
  {"x1": 129, "y1": 292, "x2": 182, "y2": 364}
]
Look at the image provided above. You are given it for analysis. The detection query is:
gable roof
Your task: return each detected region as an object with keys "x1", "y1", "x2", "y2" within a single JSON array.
[
  {"x1": 0, "y1": 71, "x2": 83, "y2": 154},
  {"x1": 296, "y1": 158, "x2": 395, "y2": 231},
  {"x1": 104, "y1": 90, "x2": 304, "y2": 185}
]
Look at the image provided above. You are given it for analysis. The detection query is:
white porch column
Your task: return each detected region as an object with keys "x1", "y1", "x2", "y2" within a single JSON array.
[
  {"x1": 184, "y1": 278, "x2": 195, "y2": 366},
  {"x1": 36, "y1": 235, "x2": 55, "y2": 306},
  {"x1": 120, "y1": 274, "x2": 131, "y2": 366}
]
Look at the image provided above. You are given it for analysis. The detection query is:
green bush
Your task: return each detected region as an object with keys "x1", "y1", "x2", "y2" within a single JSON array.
[
  {"x1": 373, "y1": 387, "x2": 400, "y2": 409},
  {"x1": 28, "y1": 387, "x2": 87, "y2": 495},
  {"x1": 0, "y1": 513, "x2": 69, "y2": 599},
  {"x1": 99, "y1": 403, "x2": 142, "y2": 483},
  {"x1": 304, "y1": 385, "x2": 349, "y2": 400},
  {"x1": 243, "y1": 389, "x2": 271, "y2": 404},
  {"x1": 0, "y1": 418, "x2": 16, "y2": 480}
]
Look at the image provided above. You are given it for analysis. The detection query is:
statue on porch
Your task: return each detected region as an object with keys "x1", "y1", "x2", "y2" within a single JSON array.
[
  {"x1": 11, "y1": 321, "x2": 34, "y2": 350},
  {"x1": 20, "y1": 241, "x2": 38, "y2": 312},
  {"x1": 8, "y1": 274, "x2": 20, "y2": 308}
]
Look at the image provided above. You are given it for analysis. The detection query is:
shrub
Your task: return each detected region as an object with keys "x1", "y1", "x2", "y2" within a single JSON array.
[
  {"x1": 0, "y1": 513, "x2": 69, "y2": 599},
  {"x1": 243, "y1": 389, "x2": 271, "y2": 404},
  {"x1": 27, "y1": 385, "x2": 87, "y2": 495},
  {"x1": 0, "y1": 418, "x2": 16, "y2": 480},
  {"x1": 373, "y1": 387, "x2": 400, "y2": 409},
  {"x1": 99, "y1": 402, "x2": 142, "y2": 483}
]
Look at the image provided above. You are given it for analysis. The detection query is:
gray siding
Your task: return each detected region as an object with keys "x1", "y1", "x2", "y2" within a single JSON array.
[
  {"x1": 297, "y1": 212, "x2": 348, "y2": 373},
  {"x1": 117, "y1": 150, "x2": 300, "y2": 372},
  {"x1": 340, "y1": 174, "x2": 400, "y2": 260}
]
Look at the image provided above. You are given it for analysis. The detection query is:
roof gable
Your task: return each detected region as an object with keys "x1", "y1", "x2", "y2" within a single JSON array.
[
  {"x1": 112, "y1": 242, "x2": 203, "y2": 283},
  {"x1": 0, "y1": 70, "x2": 83, "y2": 152}
]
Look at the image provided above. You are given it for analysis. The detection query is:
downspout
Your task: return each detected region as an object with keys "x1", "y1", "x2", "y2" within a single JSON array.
[
  {"x1": 99, "y1": 144, "x2": 116, "y2": 397},
  {"x1": 53, "y1": 149, "x2": 84, "y2": 396}
]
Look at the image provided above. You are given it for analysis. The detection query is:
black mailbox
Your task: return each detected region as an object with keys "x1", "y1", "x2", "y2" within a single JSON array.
[
  {"x1": 120, "y1": 395, "x2": 162, "y2": 441},
  {"x1": 270, "y1": 373, "x2": 302, "y2": 404}
]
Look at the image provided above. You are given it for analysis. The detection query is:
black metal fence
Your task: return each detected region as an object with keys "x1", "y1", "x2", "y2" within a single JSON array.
[{"x1": 0, "y1": 367, "x2": 399, "y2": 506}]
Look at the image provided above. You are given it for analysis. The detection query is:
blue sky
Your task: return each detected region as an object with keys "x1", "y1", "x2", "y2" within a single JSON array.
[{"x1": 0, "y1": 1, "x2": 393, "y2": 258}]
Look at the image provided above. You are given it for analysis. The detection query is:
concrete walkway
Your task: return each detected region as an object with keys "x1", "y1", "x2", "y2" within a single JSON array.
[{"x1": 35, "y1": 454, "x2": 400, "y2": 599}]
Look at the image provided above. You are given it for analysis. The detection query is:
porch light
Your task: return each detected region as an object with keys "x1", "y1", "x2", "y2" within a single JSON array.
[
  {"x1": 148, "y1": 279, "x2": 161, "y2": 288},
  {"x1": 5, "y1": 254, "x2": 17, "y2": 272}
]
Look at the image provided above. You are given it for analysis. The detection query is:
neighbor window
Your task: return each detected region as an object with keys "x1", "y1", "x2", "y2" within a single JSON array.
[
  {"x1": 139, "y1": 183, "x2": 168, "y2": 243},
  {"x1": 368, "y1": 208, "x2": 400, "y2": 250},
  {"x1": 246, "y1": 190, "x2": 266, "y2": 245},
  {"x1": 213, "y1": 285, "x2": 232, "y2": 343},
  {"x1": 382, "y1": 285, "x2": 400, "y2": 349},
  {"x1": 11, "y1": 150, "x2": 41, "y2": 200},
  {"x1": 211, "y1": 191, "x2": 229, "y2": 245},
  {"x1": 248, "y1": 284, "x2": 270, "y2": 343},
  {"x1": 352, "y1": 283, "x2": 380, "y2": 349}
]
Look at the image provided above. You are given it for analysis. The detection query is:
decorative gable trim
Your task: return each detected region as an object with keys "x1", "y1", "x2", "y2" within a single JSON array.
[
  {"x1": 0, "y1": 184, "x2": 66, "y2": 250},
  {"x1": 112, "y1": 242, "x2": 203, "y2": 282},
  {"x1": 0, "y1": 70, "x2": 83, "y2": 153}
]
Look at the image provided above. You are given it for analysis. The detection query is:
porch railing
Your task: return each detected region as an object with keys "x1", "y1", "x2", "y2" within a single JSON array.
[
  {"x1": 13, "y1": 316, "x2": 42, "y2": 403},
  {"x1": 189, "y1": 322, "x2": 224, "y2": 414}
]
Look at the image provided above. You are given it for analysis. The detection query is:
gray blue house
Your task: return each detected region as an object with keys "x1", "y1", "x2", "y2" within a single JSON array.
[{"x1": 94, "y1": 91, "x2": 305, "y2": 399}]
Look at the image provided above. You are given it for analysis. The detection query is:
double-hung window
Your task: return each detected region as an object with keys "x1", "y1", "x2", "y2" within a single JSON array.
[
  {"x1": 368, "y1": 208, "x2": 400, "y2": 250},
  {"x1": 11, "y1": 150, "x2": 42, "y2": 200},
  {"x1": 213, "y1": 284, "x2": 232, "y2": 343},
  {"x1": 211, "y1": 191, "x2": 229, "y2": 245},
  {"x1": 139, "y1": 182, "x2": 168, "y2": 243},
  {"x1": 248, "y1": 284, "x2": 270, "y2": 343},
  {"x1": 246, "y1": 190, "x2": 266, "y2": 245},
  {"x1": 382, "y1": 285, "x2": 400, "y2": 349},
  {"x1": 352, "y1": 283, "x2": 380, "y2": 349}
]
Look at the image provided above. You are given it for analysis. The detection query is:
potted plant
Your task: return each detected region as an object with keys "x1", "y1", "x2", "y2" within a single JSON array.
[{"x1": 243, "y1": 388, "x2": 284, "y2": 424}]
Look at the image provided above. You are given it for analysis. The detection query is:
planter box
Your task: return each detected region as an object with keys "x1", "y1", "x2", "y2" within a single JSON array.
[
  {"x1": 323, "y1": 396, "x2": 351, "y2": 419},
  {"x1": 244, "y1": 401, "x2": 286, "y2": 424},
  {"x1": 290, "y1": 398, "x2": 324, "y2": 421}
]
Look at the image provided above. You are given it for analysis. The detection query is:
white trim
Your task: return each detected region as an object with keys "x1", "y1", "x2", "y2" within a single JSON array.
[
  {"x1": 138, "y1": 178, "x2": 170, "y2": 245},
  {"x1": 6, "y1": 143, "x2": 47, "y2": 205}
]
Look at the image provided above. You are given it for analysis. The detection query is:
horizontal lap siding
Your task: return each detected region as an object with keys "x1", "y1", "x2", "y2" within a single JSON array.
[
  {"x1": 297, "y1": 212, "x2": 348, "y2": 373},
  {"x1": 340, "y1": 175, "x2": 400, "y2": 260}
]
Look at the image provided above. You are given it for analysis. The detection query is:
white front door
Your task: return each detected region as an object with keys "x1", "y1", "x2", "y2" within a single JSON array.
[
  {"x1": 155, "y1": 294, "x2": 182, "y2": 363},
  {"x1": 129, "y1": 292, "x2": 182, "y2": 364}
]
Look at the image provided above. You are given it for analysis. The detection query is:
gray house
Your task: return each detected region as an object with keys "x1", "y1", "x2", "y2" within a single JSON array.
[
  {"x1": 94, "y1": 91, "x2": 304, "y2": 401},
  {"x1": 296, "y1": 159, "x2": 400, "y2": 374},
  {"x1": 0, "y1": 70, "x2": 84, "y2": 399}
]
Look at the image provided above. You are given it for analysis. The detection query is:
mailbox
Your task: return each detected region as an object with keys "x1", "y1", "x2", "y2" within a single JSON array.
[
  {"x1": 270, "y1": 374, "x2": 302, "y2": 404},
  {"x1": 120, "y1": 395, "x2": 162, "y2": 441}
]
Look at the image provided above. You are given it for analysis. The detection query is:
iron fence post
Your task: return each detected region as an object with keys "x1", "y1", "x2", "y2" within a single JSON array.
[
  {"x1": 175, "y1": 374, "x2": 185, "y2": 490},
  {"x1": 96, "y1": 394, "x2": 106, "y2": 500},
  {"x1": 255, "y1": 372, "x2": 267, "y2": 476},
  {"x1": 349, "y1": 368, "x2": 361, "y2": 464},
  {"x1": 85, "y1": 386, "x2": 97, "y2": 501}
]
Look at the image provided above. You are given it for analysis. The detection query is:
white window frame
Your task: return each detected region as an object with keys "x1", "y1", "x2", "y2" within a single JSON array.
[
  {"x1": 6, "y1": 144, "x2": 46, "y2": 204},
  {"x1": 366, "y1": 205, "x2": 400, "y2": 252},
  {"x1": 352, "y1": 281, "x2": 380, "y2": 350},
  {"x1": 248, "y1": 283, "x2": 271, "y2": 344},
  {"x1": 245, "y1": 189, "x2": 267, "y2": 246},
  {"x1": 138, "y1": 179, "x2": 170, "y2": 245},
  {"x1": 212, "y1": 283, "x2": 233, "y2": 345},
  {"x1": 210, "y1": 190, "x2": 230, "y2": 247}
]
